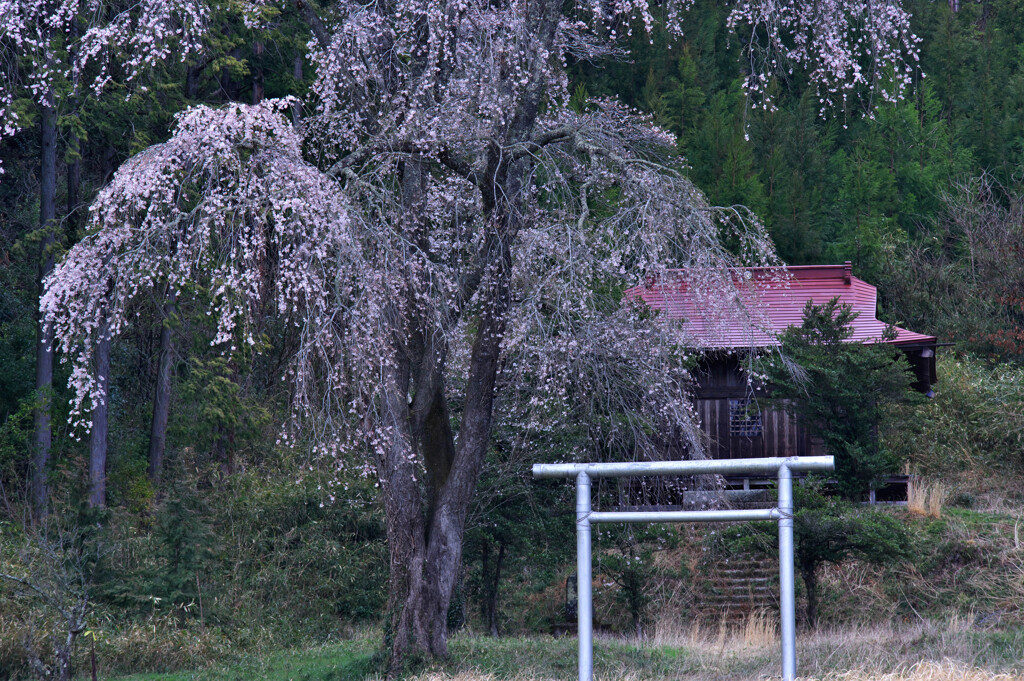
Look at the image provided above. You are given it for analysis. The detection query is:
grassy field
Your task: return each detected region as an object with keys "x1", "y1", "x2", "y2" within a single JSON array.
[{"x1": 104, "y1": 619, "x2": 1023, "y2": 681}]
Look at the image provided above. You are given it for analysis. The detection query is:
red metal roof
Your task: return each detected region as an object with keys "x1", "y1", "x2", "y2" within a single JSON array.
[{"x1": 625, "y1": 262, "x2": 937, "y2": 349}]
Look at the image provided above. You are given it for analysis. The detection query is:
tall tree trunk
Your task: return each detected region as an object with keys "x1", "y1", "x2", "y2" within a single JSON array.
[
  {"x1": 186, "y1": 62, "x2": 201, "y2": 99},
  {"x1": 380, "y1": 360, "x2": 432, "y2": 671},
  {"x1": 66, "y1": 17, "x2": 81, "y2": 243},
  {"x1": 88, "y1": 327, "x2": 110, "y2": 508},
  {"x1": 381, "y1": 157, "x2": 441, "y2": 671},
  {"x1": 480, "y1": 539, "x2": 491, "y2": 626},
  {"x1": 217, "y1": 358, "x2": 239, "y2": 479},
  {"x1": 100, "y1": 144, "x2": 117, "y2": 185},
  {"x1": 291, "y1": 55, "x2": 303, "y2": 125},
  {"x1": 220, "y1": 47, "x2": 242, "y2": 102},
  {"x1": 413, "y1": 230, "x2": 512, "y2": 661},
  {"x1": 380, "y1": 0, "x2": 558, "y2": 667},
  {"x1": 66, "y1": 137, "x2": 81, "y2": 240},
  {"x1": 148, "y1": 288, "x2": 176, "y2": 487},
  {"x1": 216, "y1": 425, "x2": 236, "y2": 478},
  {"x1": 321, "y1": 0, "x2": 560, "y2": 671},
  {"x1": 33, "y1": 97, "x2": 57, "y2": 521},
  {"x1": 481, "y1": 539, "x2": 505, "y2": 637},
  {"x1": 252, "y1": 41, "x2": 265, "y2": 104},
  {"x1": 381, "y1": 373, "x2": 490, "y2": 672}
]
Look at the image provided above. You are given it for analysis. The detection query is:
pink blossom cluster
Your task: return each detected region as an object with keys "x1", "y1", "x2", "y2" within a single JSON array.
[
  {"x1": 41, "y1": 100, "x2": 358, "y2": 430},
  {"x1": 0, "y1": 0, "x2": 208, "y2": 174},
  {"x1": 727, "y1": 0, "x2": 920, "y2": 116},
  {"x1": 305, "y1": 1, "x2": 706, "y2": 160}
]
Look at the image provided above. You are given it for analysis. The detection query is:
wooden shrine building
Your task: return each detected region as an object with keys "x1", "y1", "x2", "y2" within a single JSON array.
[{"x1": 623, "y1": 262, "x2": 938, "y2": 502}]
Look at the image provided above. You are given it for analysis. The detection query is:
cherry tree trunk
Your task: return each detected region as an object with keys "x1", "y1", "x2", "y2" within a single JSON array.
[
  {"x1": 382, "y1": 236, "x2": 511, "y2": 674},
  {"x1": 379, "y1": 3, "x2": 552, "y2": 665},
  {"x1": 381, "y1": 388, "x2": 499, "y2": 673},
  {"x1": 32, "y1": 98, "x2": 57, "y2": 521}
]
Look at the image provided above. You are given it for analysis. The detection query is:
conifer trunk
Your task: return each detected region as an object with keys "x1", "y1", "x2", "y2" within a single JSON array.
[
  {"x1": 252, "y1": 41, "x2": 265, "y2": 104},
  {"x1": 801, "y1": 566, "x2": 818, "y2": 629},
  {"x1": 291, "y1": 55, "x2": 303, "y2": 125},
  {"x1": 32, "y1": 97, "x2": 57, "y2": 520},
  {"x1": 186, "y1": 63, "x2": 201, "y2": 99},
  {"x1": 148, "y1": 289, "x2": 176, "y2": 487},
  {"x1": 88, "y1": 328, "x2": 110, "y2": 508},
  {"x1": 481, "y1": 539, "x2": 505, "y2": 637},
  {"x1": 67, "y1": 143, "x2": 81, "y2": 238}
]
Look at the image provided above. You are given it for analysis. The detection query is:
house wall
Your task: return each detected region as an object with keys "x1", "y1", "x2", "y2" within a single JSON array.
[{"x1": 693, "y1": 355, "x2": 822, "y2": 460}]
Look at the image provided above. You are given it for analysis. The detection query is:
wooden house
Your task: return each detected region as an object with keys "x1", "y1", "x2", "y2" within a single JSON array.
[{"x1": 622, "y1": 263, "x2": 937, "y2": 502}]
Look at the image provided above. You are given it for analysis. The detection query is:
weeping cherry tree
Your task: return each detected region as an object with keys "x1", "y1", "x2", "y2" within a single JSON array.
[{"x1": 39, "y1": 0, "x2": 920, "y2": 669}]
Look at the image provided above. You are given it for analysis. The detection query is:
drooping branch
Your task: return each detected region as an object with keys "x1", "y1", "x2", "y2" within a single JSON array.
[
  {"x1": 42, "y1": 100, "x2": 359, "y2": 432},
  {"x1": 728, "y1": 0, "x2": 920, "y2": 114},
  {"x1": 0, "y1": 0, "x2": 209, "y2": 175}
]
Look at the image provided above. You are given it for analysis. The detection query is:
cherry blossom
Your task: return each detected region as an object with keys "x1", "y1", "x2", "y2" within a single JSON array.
[
  {"x1": 727, "y1": 0, "x2": 921, "y2": 115},
  {"x1": 0, "y1": 0, "x2": 208, "y2": 174},
  {"x1": 42, "y1": 99, "x2": 358, "y2": 429}
]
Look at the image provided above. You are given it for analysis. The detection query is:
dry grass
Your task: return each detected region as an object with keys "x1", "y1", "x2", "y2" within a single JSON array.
[
  {"x1": 412, "y1": 674, "x2": 503, "y2": 681},
  {"x1": 651, "y1": 609, "x2": 778, "y2": 650},
  {"x1": 410, "y1": 675, "x2": 661, "y2": 681},
  {"x1": 409, "y1": 659, "x2": 1023, "y2": 681},
  {"x1": 819, "y1": 660, "x2": 1022, "y2": 681},
  {"x1": 906, "y1": 478, "x2": 925, "y2": 515},
  {"x1": 928, "y1": 486, "x2": 947, "y2": 519},
  {"x1": 908, "y1": 478, "x2": 947, "y2": 518},
  {"x1": 93, "y1": 620, "x2": 239, "y2": 674},
  {"x1": 93, "y1": 621, "x2": 1021, "y2": 681},
  {"x1": 410, "y1": 674, "x2": 657, "y2": 681},
  {"x1": 646, "y1": 618, "x2": 1023, "y2": 681}
]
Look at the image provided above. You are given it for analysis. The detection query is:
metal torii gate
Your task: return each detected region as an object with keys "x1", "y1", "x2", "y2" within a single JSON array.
[{"x1": 532, "y1": 455, "x2": 835, "y2": 681}]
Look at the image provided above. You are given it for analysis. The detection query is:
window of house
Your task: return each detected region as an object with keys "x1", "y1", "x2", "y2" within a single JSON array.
[{"x1": 729, "y1": 398, "x2": 762, "y2": 437}]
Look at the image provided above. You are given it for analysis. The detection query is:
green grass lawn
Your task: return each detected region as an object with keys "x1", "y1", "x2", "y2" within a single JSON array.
[
  {"x1": 102, "y1": 636, "x2": 685, "y2": 681},
  {"x1": 102, "y1": 622, "x2": 1023, "y2": 681},
  {"x1": 105, "y1": 638, "x2": 379, "y2": 681}
]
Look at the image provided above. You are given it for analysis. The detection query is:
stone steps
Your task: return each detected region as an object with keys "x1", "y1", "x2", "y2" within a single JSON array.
[{"x1": 691, "y1": 544, "x2": 778, "y2": 623}]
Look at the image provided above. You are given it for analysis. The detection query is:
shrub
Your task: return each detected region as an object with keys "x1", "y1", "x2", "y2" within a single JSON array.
[
  {"x1": 763, "y1": 298, "x2": 922, "y2": 500},
  {"x1": 728, "y1": 481, "x2": 911, "y2": 628},
  {"x1": 885, "y1": 354, "x2": 1024, "y2": 504}
]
